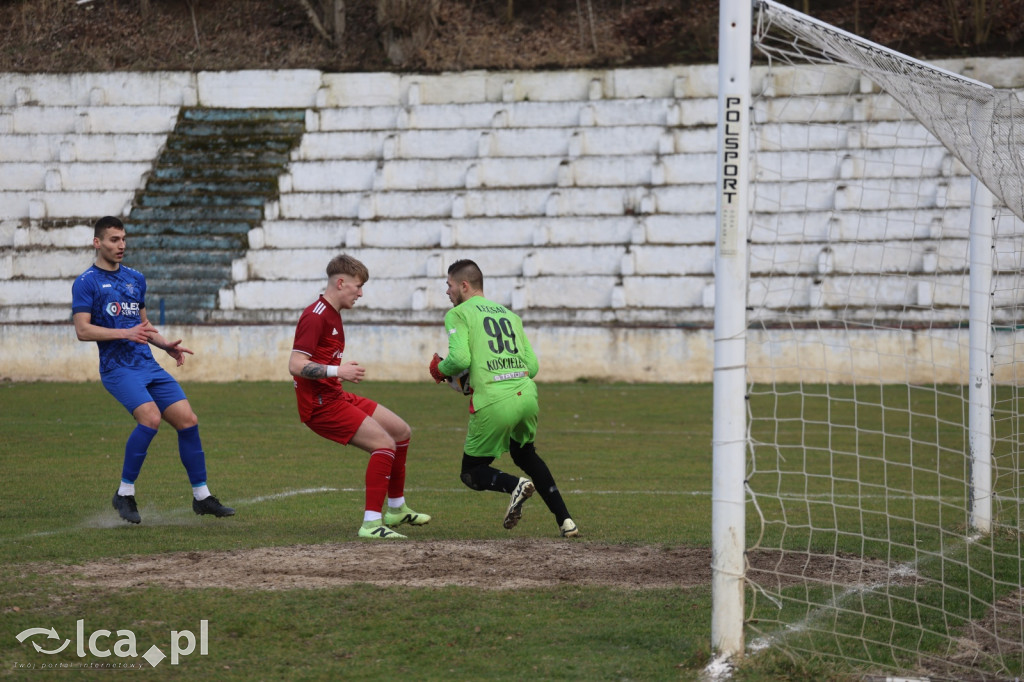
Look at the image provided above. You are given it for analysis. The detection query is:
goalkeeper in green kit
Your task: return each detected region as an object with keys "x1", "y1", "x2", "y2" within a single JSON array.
[{"x1": 429, "y1": 259, "x2": 579, "y2": 538}]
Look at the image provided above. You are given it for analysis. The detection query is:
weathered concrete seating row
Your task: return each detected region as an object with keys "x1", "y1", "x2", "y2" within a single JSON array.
[
  {"x1": 0, "y1": 105, "x2": 179, "y2": 134},
  {"x1": 252, "y1": 215, "x2": 710, "y2": 249},
  {"x1": 269, "y1": 175, "x2": 973, "y2": 223},
  {"x1": 0, "y1": 133, "x2": 167, "y2": 163},
  {"x1": 281, "y1": 147, "x2": 960, "y2": 195},
  {"x1": 252, "y1": 207, "x2": 974, "y2": 253},
  {"x1": 240, "y1": 240, "x2": 984, "y2": 281},
  {"x1": 0, "y1": 162, "x2": 151, "y2": 191},
  {"x1": 1, "y1": 191, "x2": 136, "y2": 222},
  {"x1": 218, "y1": 271, "x2": 1021, "y2": 323},
  {"x1": 308, "y1": 97, "x2": 692, "y2": 132},
  {"x1": 294, "y1": 125, "x2": 686, "y2": 160},
  {"x1": 282, "y1": 153, "x2": 713, "y2": 192},
  {"x1": 294, "y1": 104, "x2": 942, "y2": 160}
]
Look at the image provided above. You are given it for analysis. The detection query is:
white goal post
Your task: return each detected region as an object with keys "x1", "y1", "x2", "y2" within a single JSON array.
[
  {"x1": 711, "y1": 0, "x2": 753, "y2": 659},
  {"x1": 712, "y1": 0, "x2": 1024, "y2": 675}
]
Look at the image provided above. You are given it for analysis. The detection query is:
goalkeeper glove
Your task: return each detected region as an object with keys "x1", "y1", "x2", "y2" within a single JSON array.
[{"x1": 429, "y1": 353, "x2": 448, "y2": 384}]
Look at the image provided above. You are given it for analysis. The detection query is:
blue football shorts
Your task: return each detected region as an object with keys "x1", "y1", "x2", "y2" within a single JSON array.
[{"x1": 101, "y1": 364, "x2": 188, "y2": 414}]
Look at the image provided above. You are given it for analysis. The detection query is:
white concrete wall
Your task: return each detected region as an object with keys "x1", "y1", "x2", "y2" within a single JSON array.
[
  {"x1": 5, "y1": 323, "x2": 1021, "y2": 384},
  {"x1": 1, "y1": 324, "x2": 716, "y2": 384}
]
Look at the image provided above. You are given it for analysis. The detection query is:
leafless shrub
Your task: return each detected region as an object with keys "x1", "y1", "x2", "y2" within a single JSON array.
[
  {"x1": 376, "y1": 0, "x2": 440, "y2": 66},
  {"x1": 944, "y1": 0, "x2": 993, "y2": 47}
]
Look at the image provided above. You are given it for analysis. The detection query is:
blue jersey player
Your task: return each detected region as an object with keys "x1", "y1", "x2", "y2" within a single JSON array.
[{"x1": 72, "y1": 216, "x2": 234, "y2": 524}]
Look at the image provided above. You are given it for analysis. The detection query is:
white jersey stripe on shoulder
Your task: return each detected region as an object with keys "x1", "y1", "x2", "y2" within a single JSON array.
[{"x1": 313, "y1": 301, "x2": 326, "y2": 315}]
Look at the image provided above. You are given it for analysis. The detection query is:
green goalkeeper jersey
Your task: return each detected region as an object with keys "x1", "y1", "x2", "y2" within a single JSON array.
[{"x1": 438, "y1": 295, "x2": 539, "y2": 411}]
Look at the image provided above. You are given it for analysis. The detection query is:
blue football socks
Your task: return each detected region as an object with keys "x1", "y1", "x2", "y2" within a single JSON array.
[
  {"x1": 177, "y1": 424, "x2": 208, "y2": 487},
  {"x1": 121, "y1": 423, "x2": 158, "y2": 484}
]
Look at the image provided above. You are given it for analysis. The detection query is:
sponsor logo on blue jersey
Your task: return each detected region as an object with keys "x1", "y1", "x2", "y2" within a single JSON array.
[{"x1": 105, "y1": 301, "x2": 141, "y2": 317}]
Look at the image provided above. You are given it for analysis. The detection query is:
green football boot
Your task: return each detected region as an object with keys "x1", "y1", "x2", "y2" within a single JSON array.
[
  {"x1": 383, "y1": 504, "x2": 431, "y2": 527},
  {"x1": 358, "y1": 521, "x2": 407, "y2": 539}
]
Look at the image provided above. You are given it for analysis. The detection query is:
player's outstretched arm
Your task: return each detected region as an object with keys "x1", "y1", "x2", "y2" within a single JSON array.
[
  {"x1": 139, "y1": 310, "x2": 193, "y2": 366},
  {"x1": 155, "y1": 337, "x2": 193, "y2": 367}
]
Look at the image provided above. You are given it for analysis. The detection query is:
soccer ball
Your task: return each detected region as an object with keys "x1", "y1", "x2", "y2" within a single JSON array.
[{"x1": 446, "y1": 369, "x2": 472, "y2": 395}]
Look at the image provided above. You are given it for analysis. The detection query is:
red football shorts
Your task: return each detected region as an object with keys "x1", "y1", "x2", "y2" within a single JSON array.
[{"x1": 303, "y1": 392, "x2": 379, "y2": 445}]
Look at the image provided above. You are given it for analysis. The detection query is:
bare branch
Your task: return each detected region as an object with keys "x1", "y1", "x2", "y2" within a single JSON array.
[
  {"x1": 295, "y1": 0, "x2": 334, "y2": 44},
  {"x1": 185, "y1": 0, "x2": 200, "y2": 50}
]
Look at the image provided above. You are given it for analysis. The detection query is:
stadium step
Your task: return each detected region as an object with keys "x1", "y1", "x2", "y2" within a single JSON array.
[
  {"x1": 129, "y1": 234, "x2": 247, "y2": 251},
  {"x1": 135, "y1": 192, "x2": 269, "y2": 208},
  {"x1": 131, "y1": 249, "x2": 240, "y2": 266},
  {"x1": 127, "y1": 107, "x2": 305, "y2": 324},
  {"x1": 156, "y1": 149, "x2": 293, "y2": 167},
  {"x1": 127, "y1": 219, "x2": 254, "y2": 236},
  {"x1": 130, "y1": 205, "x2": 264, "y2": 222},
  {"x1": 150, "y1": 165, "x2": 284, "y2": 182},
  {"x1": 146, "y1": 278, "x2": 228, "y2": 295},
  {"x1": 143, "y1": 179, "x2": 280, "y2": 195}
]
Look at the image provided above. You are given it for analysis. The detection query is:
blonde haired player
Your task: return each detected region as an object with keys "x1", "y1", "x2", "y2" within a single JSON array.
[{"x1": 289, "y1": 254, "x2": 430, "y2": 539}]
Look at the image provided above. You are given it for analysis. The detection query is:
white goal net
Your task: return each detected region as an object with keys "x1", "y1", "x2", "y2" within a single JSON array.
[{"x1": 714, "y1": 0, "x2": 1024, "y2": 676}]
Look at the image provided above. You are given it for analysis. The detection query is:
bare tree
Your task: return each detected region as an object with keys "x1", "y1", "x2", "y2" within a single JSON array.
[
  {"x1": 577, "y1": 0, "x2": 597, "y2": 52},
  {"x1": 322, "y1": 0, "x2": 345, "y2": 45},
  {"x1": 377, "y1": 0, "x2": 439, "y2": 66},
  {"x1": 971, "y1": 0, "x2": 992, "y2": 45},
  {"x1": 295, "y1": 0, "x2": 344, "y2": 45},
  {"x1": 185, "y1": 0, "x2": 200, "y2": 50},
  {"x1": 944, "y1": 0, "x2": 992, "y2": 47}
]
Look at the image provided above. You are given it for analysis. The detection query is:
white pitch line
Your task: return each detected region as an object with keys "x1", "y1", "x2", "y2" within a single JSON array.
[
  {"x1": 6, "y1": 487, "x2": 347, "y2": 542},
  {"x1": 382, "y1": 488, "x2": 971, "y2": 501},
  {"x1": 568, "y1": 489, "x2": 710, "y2": 496},
  {"x1": 234, "y1": 487, "x2": 344, "y2": 504},
  {"x1": 404, "y1": 487, "x2": 712, "y2": 496}
]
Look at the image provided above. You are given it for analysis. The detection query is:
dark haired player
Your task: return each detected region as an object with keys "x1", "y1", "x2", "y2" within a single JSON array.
[
  {"x1": 430, "y1": 258, "x2": 579, "y2": 537},
  {"x1": 72, "y1": 216, "x2": 234, "y2": 524}
]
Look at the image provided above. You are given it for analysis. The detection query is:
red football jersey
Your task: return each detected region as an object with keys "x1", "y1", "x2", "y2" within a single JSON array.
[{"x1": 292, "y1": 295, "x2": 346, "y2": 422}]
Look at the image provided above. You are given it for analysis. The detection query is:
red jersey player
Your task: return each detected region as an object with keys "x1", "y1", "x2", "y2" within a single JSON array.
[{"x1": 288, "y1": 254, "x2": 431, "y2": 539}]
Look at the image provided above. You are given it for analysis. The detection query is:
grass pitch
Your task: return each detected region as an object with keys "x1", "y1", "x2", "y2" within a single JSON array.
[
  {"x1": 0, "y1": 380, "x2": 713, "y2": 680},
  {"x1": 3, "y1": 379, "x2": 1006, "y2": 680}
]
